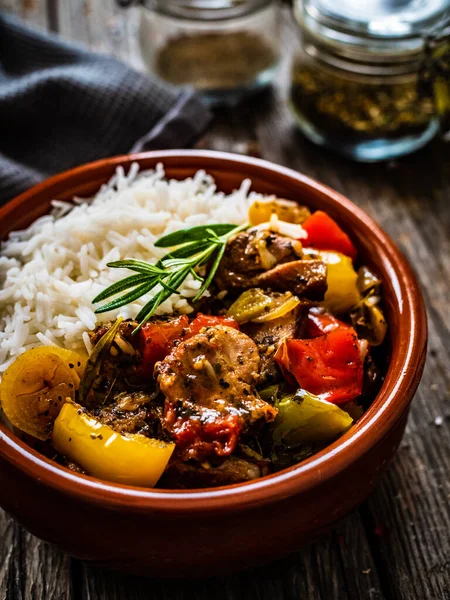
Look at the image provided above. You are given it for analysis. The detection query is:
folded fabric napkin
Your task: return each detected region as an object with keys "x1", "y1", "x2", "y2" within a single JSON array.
[{"x1": 0, "y1": 12, "x2": 212, "y2": 205}]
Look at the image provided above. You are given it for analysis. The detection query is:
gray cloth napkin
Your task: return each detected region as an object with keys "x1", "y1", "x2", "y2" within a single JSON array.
[{"x1": 0, "y1": 12, "x2": 212, "y2": 205}]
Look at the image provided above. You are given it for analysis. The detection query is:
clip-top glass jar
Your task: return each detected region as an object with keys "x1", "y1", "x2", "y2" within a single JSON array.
[
  {"x1": 138, "y1": 0, "x2": 281, "y2": 104},
  {"x1": 290, "y1": 0, "x2": 450, "y2": 161}
]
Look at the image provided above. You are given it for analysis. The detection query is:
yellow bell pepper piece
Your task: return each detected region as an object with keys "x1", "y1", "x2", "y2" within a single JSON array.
[
  {"x1": 228, "y1": 289, "x2": 301, "y2": 324},
  {"x1": 227, "y1": 288, "x2": 272, "y2": 324},
  {"x1": 319, "y1": 251, "x2": 360, "y2": 314},
  {"x1": 252, "y1": 292, "x2": 301, "y2": 322},
  {"x1": 0, "y1": 347, "x2": 85, "y2": 440},
  {"x1": 53, "y1": 402, "x2": 175, "y2": 488},
  {"x1": 249, "y1": 198, "x2": 311, "y2": 225}
]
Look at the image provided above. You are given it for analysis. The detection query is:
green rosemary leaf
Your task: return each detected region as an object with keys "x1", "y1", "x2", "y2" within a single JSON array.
[
  {"x1": 134, "y1": 290, "x2": 164, "y2": 329},
  {"x1": 160, "y1": 241, "x2": 210, "y2": 262},
  {"x1": 94, "y1": 280, "x2": 156, "y2": 314},
  {"x1": 193, "y1": 242, "x2": 226, "y2": 302},
  {"x1": 198, "y1": 243, "x2": 222, "y2": 267},
  {"x1": 92, "y1": 273, "x2": 152, "y2": 303},
  {"x1": 218, "y1": 222, "x2": 250, "y2": 240},
  {"x1": 190, "y1": 268, "x2": 204, "y2": 282},
  {"x1": 161, "y1": 266, "x2": 192, "y2": 303},
  {"x1": 166, "y1": 264, "x2": 193, "y2": 289},
  {"x1": 134, "y1": 266, "x2": 191, "y2": 330},
  {"x1": 205, "y1": 228, "x2": 220, "y2": 239},
  {"x1": 159, "y1": 280, "x2": 181, "y2": 294},
  {"x1": 155, "y1": 224, "x2": 238, "y2": 248},
  {"x1": 162, "y1": 257, "x2": 193, "y2": 269},
  {"x1": 107, "y1": 260, "x2": 165, "y2": 275}
]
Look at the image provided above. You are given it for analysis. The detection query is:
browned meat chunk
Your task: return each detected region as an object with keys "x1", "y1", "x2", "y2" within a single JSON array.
[
  {"x1": 92, "y1": 404, "x2": 147, "y2": 436},
  {"x1": 254, "y1": 259, "x2": 327, "y2": 301},
  {"x1": 243, "y1": 304, "x2": 309, "y2": 386},
  {"x1": 215, "y1": 229, "x2": 302, "y2": 289},
  {"x1": 215, "y1": 229, "x2": 326, "y2": 302},
  {"x1": 91, "y1": 390, "x2": 160, "y2": 437},
  {"x1": 161, "y1": 456, "x2": 267, "y2": 488},
  {"x1": 155, "y1": 325, "x2": 277, "y2": 461}
]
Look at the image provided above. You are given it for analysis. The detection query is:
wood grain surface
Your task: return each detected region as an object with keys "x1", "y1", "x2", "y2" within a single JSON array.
[{"x1": 0, "y1": 2, "x2": 449, "y2": 599}]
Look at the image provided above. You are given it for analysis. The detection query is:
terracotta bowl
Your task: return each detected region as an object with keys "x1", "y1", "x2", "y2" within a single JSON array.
[{"x1": 0, "y1": 151, "x2": 427, "y2": 577}]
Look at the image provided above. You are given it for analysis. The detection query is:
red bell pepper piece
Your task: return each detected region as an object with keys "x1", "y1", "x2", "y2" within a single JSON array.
[
  {"x1": 187, "y1": 313, "x2": 239, "y2": 337},
  {"x1": 139, "y1": 315, "x2": 189, "y2": 375},
  {"x1": 275, "y1": 326, "x2": 363, "y2": 404},
  {"x1": 302, "y1": 211, "x2": 357, "y2": 260},
  {"x1": 307, "y1": 308, "x2": 348, "y2": 337}
]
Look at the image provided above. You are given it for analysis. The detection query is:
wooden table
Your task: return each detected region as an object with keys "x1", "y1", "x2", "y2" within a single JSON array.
[{"x1": 0, "y1": 2, "x2": 449, "y2": 599}]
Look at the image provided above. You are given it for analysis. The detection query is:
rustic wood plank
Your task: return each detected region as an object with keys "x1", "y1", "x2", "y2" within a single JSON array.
[
  {"x1": 0, "y1": 509, "x2": 20, "y2": 600},
  {"x1": 80, "y1": 537, "x2": 344, "y2": 600},
  {"x1": 277, "y1": 499, "x2": 385, "y2": 600},
  {"x1": 363, "y1": 301, "x2": 449, "y2": 599},
  {"x1": 107, "y1": 5, "x2": 146, "y2": 71},
  {"x1": 0, "y1": 0, "x2": 48, "y2": 28},
  {"x1": 21, "y1": 532, "x2": 73, "y2": 600},
  {"x1": 55, "y1": 0, "x2": 145, "y2": 70},
  {"x1": 0, "y1": 508, "x2": 73, "y2": 600},
  {"x1": 56, "y1": 0, "x2": 120, "y2": 53},
  {"x1": 334, "y1": 511, "x2": 386, "y2": 600},
  {"x1": 363, "y1": 441, "x2": 450, "y2": 600},
  {"x1": 54, "y1": 0, "x2": 89, "y2": 47}
]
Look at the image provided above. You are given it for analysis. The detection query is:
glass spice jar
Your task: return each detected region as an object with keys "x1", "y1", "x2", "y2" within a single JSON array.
[
  {"x1": 290, "y1": 0, "x2": 450, "y2": 161},
  {"x1": 137, "y1": 0, "x2": 281, "y2": 104}
]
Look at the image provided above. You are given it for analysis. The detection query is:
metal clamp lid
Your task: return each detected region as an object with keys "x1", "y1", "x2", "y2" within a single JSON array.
[{"x1": 116, "y1": 0, "x2": 271, "y2": 20}]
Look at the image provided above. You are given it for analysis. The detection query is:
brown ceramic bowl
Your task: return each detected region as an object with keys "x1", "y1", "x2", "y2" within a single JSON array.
[{"x1": 0, "y1": 151, "x2": 426, "y2": 577}]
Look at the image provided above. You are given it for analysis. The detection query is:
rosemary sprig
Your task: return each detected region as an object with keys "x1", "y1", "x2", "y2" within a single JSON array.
[
  {"x1": 79, "y1": 316, "x2": 123, "y2": 404},
  {"x1": 93, "y1": 222, "x2": 249, "y2": 331}
]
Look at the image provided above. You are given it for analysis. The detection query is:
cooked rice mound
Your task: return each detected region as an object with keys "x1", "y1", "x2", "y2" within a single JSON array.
[{"x1": 0, "y1": 164, "x2": 260, "y2": 372}]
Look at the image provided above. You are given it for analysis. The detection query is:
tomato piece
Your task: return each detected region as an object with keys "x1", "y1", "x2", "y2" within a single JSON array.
[
  {"x1": 169, "y1": 413, "x2": 241, "y2": 460},
  {"x1": 308, "y1": 308, "x2": 348, "y2": 337},
  {"x1": 302, "y1": 211, "x2": 357, "y2": 260},
  {"x1": 187, "y1": 314, "x2": 239, "y2": 337},
  {"x1": 275, "y1": 327, "x2": 363, "y2": 404},
  {"x1": 139, "y1": 315, "x2": 189, "y2": 375}
]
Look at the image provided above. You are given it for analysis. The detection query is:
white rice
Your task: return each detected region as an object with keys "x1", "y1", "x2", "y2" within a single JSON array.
[{"x1": 0, "y1": 163, "x2": 267, "y2": 372}]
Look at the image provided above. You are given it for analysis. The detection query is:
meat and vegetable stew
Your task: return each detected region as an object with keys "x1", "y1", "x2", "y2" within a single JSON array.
[{"x1": 0, "y1": 198, "x2": 387, "y2": 489}]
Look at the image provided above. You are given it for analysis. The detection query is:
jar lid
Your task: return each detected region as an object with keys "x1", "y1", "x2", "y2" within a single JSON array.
[
  {"x1": 297, "y1": 0, "x2": 450, "y2": 60},
  {"x1": 146, "y1": 0, "x2": 271, "y2": 20}
]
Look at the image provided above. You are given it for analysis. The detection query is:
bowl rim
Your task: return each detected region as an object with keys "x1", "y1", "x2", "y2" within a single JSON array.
[{"x1": 0, "y1": 150, "x2": 427, "y2": 513}]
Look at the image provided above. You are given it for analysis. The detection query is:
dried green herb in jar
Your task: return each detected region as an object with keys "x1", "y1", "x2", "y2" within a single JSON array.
[
  {"x1": 290, "y1": 61, "x2": 435, "y2": 142},
  {"x1": 423, "y1": 19, "x2": 450, "y2": 135},
  {"x1": 155, "y1": 31, "x2": 277, "y2": 91}
]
